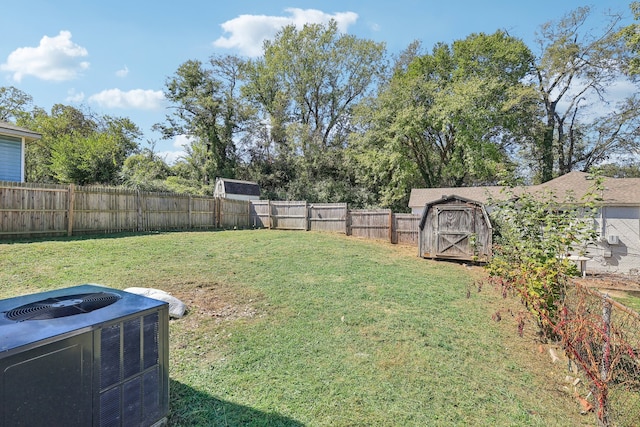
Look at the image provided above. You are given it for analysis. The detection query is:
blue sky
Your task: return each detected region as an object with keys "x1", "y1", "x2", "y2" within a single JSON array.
[{"x1": 1, "y1": 1, "x2": 634, "y2": 163}]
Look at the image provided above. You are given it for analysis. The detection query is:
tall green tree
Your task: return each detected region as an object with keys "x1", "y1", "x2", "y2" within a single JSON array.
[
  {"x1": 531, "y1": 6, "x2": 632, "y2": 182},
  {"x1": 20, "y1": 105, "x2": 97, "y2": 182},
  {"x1": 155, "y1": 55, "x2": 247, "y2": 187},
  {"x1": 349, "y1": 31, "x2": 535, "y2": 210},
  {"x1": 620, "y1": 1, "x2": 640, "y2": 74},
  {"x1": 594, "y1": 160, "x2": 640, "y2": 177},
  {"x1": 119, "y1": 144, "x2": 171, "y2": 191},
  {"x1": 242, "y1": 20, "x2": 386, "y2": 202},
  {"x1": 0, "y1": 86, "x2": 33, "y2": 122}
]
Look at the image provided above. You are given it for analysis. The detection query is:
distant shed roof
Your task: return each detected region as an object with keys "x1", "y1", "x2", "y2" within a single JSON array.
[{"x1": 217, "y1": 178, "x2": 260, "y2": 196}]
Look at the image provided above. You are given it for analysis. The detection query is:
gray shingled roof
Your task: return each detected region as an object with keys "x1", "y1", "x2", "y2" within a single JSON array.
[
  {"x1": 218, "y1": 178, "x2": 260, "y2": 196},
  {"x1": 0, "y1": 122, "x2": 41, "y2": 141},
  {"x1": 409, "y1": 172, "x2": 640, "y2": 208}
]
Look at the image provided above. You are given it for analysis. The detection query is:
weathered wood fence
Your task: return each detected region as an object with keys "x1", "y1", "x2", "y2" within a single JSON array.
[
  {"x1": 250, "y1": 201, "x2": 419, "y2": 245},
  {"x1": 0, "y1": 181, "x2": 419, "y2": 244}
]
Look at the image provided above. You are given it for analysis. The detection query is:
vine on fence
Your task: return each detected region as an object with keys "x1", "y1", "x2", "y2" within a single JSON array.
[{"x1": 554, "y1": 285, "x2": 640, "y2": 426}]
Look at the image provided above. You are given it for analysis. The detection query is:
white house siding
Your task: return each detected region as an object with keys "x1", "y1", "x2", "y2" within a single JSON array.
[{"x1": 587, "y1": 207, "x2": 640, "y2": 275}]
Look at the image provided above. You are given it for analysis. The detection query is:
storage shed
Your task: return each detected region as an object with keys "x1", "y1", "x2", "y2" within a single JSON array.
[
  {"x1": 213, "y1": 178, "x2": 260, "y2": 201},
  {"x1": 418, "y1": 195, "x2": 492, "y2": 262}
]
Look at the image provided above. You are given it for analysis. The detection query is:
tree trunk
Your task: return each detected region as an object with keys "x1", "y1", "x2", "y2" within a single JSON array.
[{"x1": 541, "y1": 120, "x2": 555, "y2": 183}]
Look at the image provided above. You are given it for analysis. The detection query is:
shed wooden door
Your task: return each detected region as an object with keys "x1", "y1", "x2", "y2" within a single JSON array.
[{"x1": 435, "y1": 206, "x2": 474, "y2": 259}]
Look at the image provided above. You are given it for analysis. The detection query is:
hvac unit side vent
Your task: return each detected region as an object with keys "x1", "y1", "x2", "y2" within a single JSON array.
[{"x1": 99, "y1": 312, "x2": 162, "y2": 427}]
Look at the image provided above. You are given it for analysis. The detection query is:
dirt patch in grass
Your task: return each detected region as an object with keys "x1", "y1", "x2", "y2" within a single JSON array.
[
  {"x1": 168, "y1": 280, "x2": 260, "y2": 323},
  {"x1": 167, "y1": 280, "x2": 264, "y2": 368}
]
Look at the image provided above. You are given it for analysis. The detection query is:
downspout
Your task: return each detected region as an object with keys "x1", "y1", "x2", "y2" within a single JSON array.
[
  {"x1": 600, "y1": 206, "x2": 605, "y2": 240},
  {"x1": 600, "y1": 183, "x2": 606, "y2": 245}
]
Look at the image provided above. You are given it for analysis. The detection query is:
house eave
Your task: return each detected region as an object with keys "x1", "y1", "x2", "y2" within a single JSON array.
[{"x1": 0, "y1": 122, "x2": 42, "y2": 142}]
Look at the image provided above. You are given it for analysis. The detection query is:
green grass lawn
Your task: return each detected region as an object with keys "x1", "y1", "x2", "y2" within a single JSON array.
[{"x1": 0, "y1": 230, "x2": 591, "y2": 426}]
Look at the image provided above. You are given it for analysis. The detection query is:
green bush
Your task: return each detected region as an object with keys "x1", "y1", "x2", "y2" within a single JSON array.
[{"x1": 487, "y1": 175, "x2": 602, "y2": 337}]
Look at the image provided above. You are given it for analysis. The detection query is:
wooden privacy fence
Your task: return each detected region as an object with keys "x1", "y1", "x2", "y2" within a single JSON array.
[
  {"x1": 309, "y1": 203, "x2": 349, "y2": 233},
  {"x1": 251, "y1": 201, "x2": 350, "y2": 233},
  {"x1": 219, "y1": 198, "x2": 251, "y2": 229},
  {"x1": 0, "y1": 182, "x2": 220, "y2": 238},
  {"x1": 0, "y1": 181, "x2": 420, "y2": 245},
  {"x1": 249, "y1": 201, "x2": 419, "y2": 245}
]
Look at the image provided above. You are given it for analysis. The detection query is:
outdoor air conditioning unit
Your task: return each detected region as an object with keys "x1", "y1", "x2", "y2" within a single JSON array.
[
  {"x1": 0, "y1": 284, "x2": 169, "y2": 427},
  {"x1": 607, "y1": 235, "x2": 620, "y2": 245}
]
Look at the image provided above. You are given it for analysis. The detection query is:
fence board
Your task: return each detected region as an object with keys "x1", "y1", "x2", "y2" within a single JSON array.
[
  {"x1": 309, "y1": 203, "x2": 347, "y2": 233},
  {"x1": 219, "y1": 198, "x2": 250, "y2": 229},
  {"x1": 190, "y1": 196, "x2": 217, "y2": 229},
  {"x1": 350, "y1": 209, "x2": 392, "y2": 241},
  {"x1": 393, "y1": 213, "x2": 420, "y2": 245},
  {"x1": 73, "y1": 186, "x2": 138, "y2": 234},
  {"x1": 0, "y1": 182, "x2": 68, "y2": 237},
  {"x1": 0, "y1": 182, "x2": 420, "y2": 248},
  {"x1": 270, "y1": 201, "x2": 308, "y2": 230},
  {"x1": 249, "y1": 200, "x2": 270, "y2": 228},
  {"x1": 141, "y1": 192, "x2": 191, "y2": 231},
  {"x1": 0, "y1": 182, "x2": 222, "y2": 237}
]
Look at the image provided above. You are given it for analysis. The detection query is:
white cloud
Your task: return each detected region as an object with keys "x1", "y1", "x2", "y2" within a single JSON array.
[
  {"x1": 156, "y1": 135, "x2": 193, "y2": 165},
  {"x1": 553, "y1": 76, "x2": 636, "y2": 119},
  {"x1": 116, "y1": 65, "x2": 129, "y2": 78},
  {"x1": 157, "y1": 150, "x2": 183, "y2": 165},
  {"x1": 88, "y1": 88, "x2": 165, "y2": 110},
  {"x1": 213, "y1": 8, "x2": 358, "y2": 57},
  {"x1": 173, "y1": 134, "x2": 195, "y2": 149},
  {"x1": 65, "y1": 88, "x2": 85, "y2": 103},
  {"x1": 607, "y1": 78, "x2": 636, "y2": 104},
  {"x1": 0, "y1": 30, "x2": 89, "y2": 82}
]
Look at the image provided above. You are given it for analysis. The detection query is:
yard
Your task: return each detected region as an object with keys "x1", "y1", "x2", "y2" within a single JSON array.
[{"x1": 0, "y1": 230, "x2": 593, "y2": 426}]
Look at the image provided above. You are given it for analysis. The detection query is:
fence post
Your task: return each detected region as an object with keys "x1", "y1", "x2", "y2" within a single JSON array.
[
  {"x1": 305, "y1": 201, "x2": 309, "y2": 231},
  {"x1": 389, "y1": 210, "x2": 393, "y2": 244},
  {"x1": 267, "y1": 200, "x2": 272, "y2": 229},
  {"x1": 188, "y1": 195, "x2": 192, "y2": 230},
  {"x1": 597, "y1": 295, "x2": 612, "y2": 427},
  {"x1": 136, "y1": 190, "x2": 143, "y2": 232},
  {"x1": 215, "y1": 197, "x2": 221, "y2": 228},
  {"x1": 67, "y1": 184, "x2": 75, "y2": 236},
  {"x1": 212, "y1": 197, "x2": 217, "y2": 229}
]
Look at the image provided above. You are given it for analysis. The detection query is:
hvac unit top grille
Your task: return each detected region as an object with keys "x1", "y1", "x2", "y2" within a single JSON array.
[{"x1": 5, "y1": 292, "x2": 121, "y2": 321}]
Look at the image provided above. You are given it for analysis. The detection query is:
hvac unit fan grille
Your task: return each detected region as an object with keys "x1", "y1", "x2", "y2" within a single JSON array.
[{"x1": 4, "y1": 292, "x2": 121, "y2": 321}]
